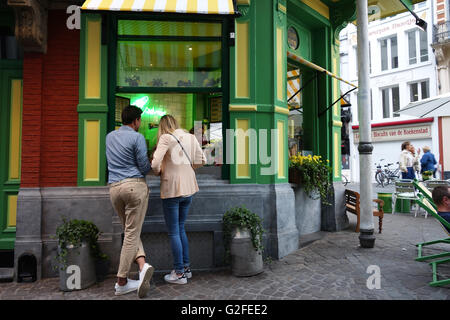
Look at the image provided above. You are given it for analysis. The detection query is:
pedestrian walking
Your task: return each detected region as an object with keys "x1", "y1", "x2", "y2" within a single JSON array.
[
  {"x1": 106, "y1": 105, "x2": 154, "y2": 297},
  {"x1": 420, "y1": 146, "x2": 437, "y2": 178},
  {"x1": 399, "y1": 141, "x2": 421, "y2": 179},
  {"x1": 151, "y1": 115, "x2": 206, "y2": 285}
]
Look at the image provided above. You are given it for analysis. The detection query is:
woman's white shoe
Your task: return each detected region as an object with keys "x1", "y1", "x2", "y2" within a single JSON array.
[{"x1": 164, "y1": 270, "x2": 187, "y2": 284}]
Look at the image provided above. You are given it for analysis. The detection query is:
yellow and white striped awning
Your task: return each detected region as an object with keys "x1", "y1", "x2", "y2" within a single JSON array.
[
  {"x1": 287, "y1": 69, "x2": 300, "y2": 100},
  {"x1": 81, "y1": 0, "x2": 236, "y2": 15}
]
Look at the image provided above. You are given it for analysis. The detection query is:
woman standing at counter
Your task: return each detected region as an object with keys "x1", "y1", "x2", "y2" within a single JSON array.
[{"x1": 151, "y1": 115, "x2": 206, "y2": 284}]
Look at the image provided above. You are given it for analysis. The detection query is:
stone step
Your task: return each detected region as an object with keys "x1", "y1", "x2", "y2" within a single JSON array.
[{"x1": 0, "y1": 268, "x2": 14, "y2": 282}]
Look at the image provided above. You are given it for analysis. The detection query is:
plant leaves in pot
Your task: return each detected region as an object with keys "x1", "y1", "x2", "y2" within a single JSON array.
[
  {"x1": 53, "y1": 218, "x2": 107, "y2": 290},
  {"x1": 222, "y1": 206, "x2": 265, "y2": 277}
]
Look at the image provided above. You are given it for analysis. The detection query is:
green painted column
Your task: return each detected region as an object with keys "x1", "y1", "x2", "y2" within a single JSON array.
[
  {"x1": 229, "y1": 0, "x2": 289, "y2": 185},
  {"x1": 77, "y1": 13, "x2": 108, "y2": 186}
]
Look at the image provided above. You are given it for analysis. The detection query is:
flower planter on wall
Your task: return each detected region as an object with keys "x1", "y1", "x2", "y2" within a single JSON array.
[
  {"x1": 292, "y1": 185, "x2": 321, "y2": 236},
  {"x1": 288, "y1": 167, "x2": 302, "y2": 185}
]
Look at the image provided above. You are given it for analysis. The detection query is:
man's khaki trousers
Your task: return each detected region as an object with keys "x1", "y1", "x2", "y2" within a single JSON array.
[{"x1": 109, "y1": 178, "x2": 149, "y2": 278}]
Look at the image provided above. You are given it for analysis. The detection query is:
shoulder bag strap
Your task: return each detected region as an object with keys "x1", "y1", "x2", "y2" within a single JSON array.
[{"x1": 169, "y1": 133, "x2": 193, "y2": 168}]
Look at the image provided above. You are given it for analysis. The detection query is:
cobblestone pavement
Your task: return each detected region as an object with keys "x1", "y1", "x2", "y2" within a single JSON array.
[{"x1": 0, "y1": 212, "x2": 449, "y2": 300}]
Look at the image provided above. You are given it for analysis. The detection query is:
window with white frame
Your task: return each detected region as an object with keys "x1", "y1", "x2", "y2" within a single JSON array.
[
  {"x1": 409, "y1": 80, "x2": 430, "y2": 102},
  {"x1": 380, "y1": 35, "x2": 398, "y2": 71},
  {"x1": 415, "y1": 2, "x2": 426, "y2": 9},
  {"x1": 406, "y1": 28, "x2": 428, "y2": 65},
  {"x1": 381, "y1": 86, "x2": 400, "y2": 118}
]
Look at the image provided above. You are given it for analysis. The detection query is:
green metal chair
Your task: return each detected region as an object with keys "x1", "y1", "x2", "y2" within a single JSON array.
[
  {"x1": 392, "y1": 179, "x2": 419, "y2": 217},
  {"x1": 412, "y1": 179, "x2": 436, "y2": 218},
  {"x1": 413, "y1": 194, "x2": 450, "y2": 287}
]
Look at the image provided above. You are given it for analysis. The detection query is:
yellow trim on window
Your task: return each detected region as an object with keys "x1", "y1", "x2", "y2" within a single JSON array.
[
  {"x1": 277, "y1": 120, "x2": 285, "y2": 178},
  {"x1": 334, "y1": 131, "x2": 340, "y2": 179},
  {"x1": 86, "y1": 18, "x2": 101, "y2": 99},
  {"x1": 236, "y1": 21, "x2": 250, "y2": 98},
  {"x1": 332, "y1": 120, "x2": 343, "y2": 127},
  {"x1": 9, "y1": 79, "x2": 22, "y2": 181},
  {"x1": 84, "y1": 120, "x2": 100, "y2": 181},
  {"x1": 277, "y1": 27, "x2": 284, "y2": 102},
  {"x1": 236, "y1": 119, "x2": 250, "y2": 178},
  {"x1": 7, "y1": 195, "x2": 17, "y2": 228},
  {"x1": 275, "y1": 106, "x2": 289, "y2": 115},
  {"x1": 229, "y1": 104, "x2": 257, "y2": 112}
]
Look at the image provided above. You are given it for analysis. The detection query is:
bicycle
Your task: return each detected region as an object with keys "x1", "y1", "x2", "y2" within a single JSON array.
[
  {"x1": 375, "y1": 161, "x2": 386, "y2": 187},
  {"x1": 384, "y1": 162, "x2": 400, "y2": 183},
  {"x1": 375, "y1": 159, "x2": 400, "y2": 187},
  {"x1": 341, "y1": 173, "x2": 349, "y2": 186}
]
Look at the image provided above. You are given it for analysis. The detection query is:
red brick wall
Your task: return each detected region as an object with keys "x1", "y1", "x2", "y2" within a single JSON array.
[
  {"x1": 21, "y1": 10, "x2": 80, "y2": 187},
  {"x1": 436, "y1": 0, "x2": 447, "y2": 24},
  {"x1": 21, "y1": 53, "x2": 44, "y2": 187}
]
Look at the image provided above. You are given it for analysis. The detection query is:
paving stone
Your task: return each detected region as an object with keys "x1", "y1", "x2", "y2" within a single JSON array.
[{"x1": 1, "y1": 213, "x2": 449, "y2": 300}]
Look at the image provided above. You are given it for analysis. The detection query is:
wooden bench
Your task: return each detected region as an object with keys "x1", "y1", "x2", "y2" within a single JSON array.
[{"x1": 344, "y1": 189, "x2": 384, "y2": 233}]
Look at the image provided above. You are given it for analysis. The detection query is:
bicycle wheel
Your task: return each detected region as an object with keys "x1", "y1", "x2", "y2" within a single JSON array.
[
  {"x1": 342, "y1": 174, "x2": 349, "y2": 186},
  {"x1": 375, "y1": 171, "x2": 385, "y2": 187}
]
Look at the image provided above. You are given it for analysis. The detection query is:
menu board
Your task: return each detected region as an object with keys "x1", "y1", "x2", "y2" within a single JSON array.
[
  {"x1": 210, "y1": 96, "x2": 222, "y2": 123},
  {"x1": 115, "y1": 96, "x2": 130, "y2": 125}
]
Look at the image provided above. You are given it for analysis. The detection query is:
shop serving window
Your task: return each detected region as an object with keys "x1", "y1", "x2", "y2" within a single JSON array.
[
  {"x1": 115, "y1": 20, "x2": 224, "y2": 166},
  {"x1": 117, "y1": 20, "x2": 222, "y2": 89}
]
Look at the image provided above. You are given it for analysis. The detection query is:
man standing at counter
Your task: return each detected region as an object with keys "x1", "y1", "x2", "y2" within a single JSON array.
[{"x1": 106, "y1": 105, "x2": 154, "y2": 298}]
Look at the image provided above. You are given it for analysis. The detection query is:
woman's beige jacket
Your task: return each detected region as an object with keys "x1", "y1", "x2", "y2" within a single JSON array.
[{"x1": 151, "y1": 129, "x2": 206, "y2": 199}]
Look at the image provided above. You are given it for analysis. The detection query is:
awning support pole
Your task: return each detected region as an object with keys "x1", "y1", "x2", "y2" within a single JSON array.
[
  {"x1": 318, "y1": 87, "x2": 357, "y2": 118},
  {"x1": 357, "y1": 0, "x2": 376, "y2": 248},
  {"x1": 287, "y1": 71, "x2": 323, "y2": 103}
]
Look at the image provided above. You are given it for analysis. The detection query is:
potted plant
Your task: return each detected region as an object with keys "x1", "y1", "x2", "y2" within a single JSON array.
[
  {"x1": 289, "y1": 153, "x2": 332, "y2": 205},
  {"x1": 422, "y1": 170, "x2": 433, "y2": 181},
  {"x1": 222, "y1": 206, "x2": 264, "y2": 277},
  {"x1": 53, "y1": 218, "x2": 108, "y2": 291}
]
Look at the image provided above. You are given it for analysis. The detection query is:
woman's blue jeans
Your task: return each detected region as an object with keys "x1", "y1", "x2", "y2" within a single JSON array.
[
  {"x1": 162, "y1": 196, "x2": 193, "y2": 274},
  {"x1": 401, "y1": 167, "x2": 416, "y2": 180}
]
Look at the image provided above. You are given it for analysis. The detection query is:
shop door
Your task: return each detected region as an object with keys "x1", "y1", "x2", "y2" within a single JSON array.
[{"x1": 0, "y1": 62, "x2": 22, "y2": 250}]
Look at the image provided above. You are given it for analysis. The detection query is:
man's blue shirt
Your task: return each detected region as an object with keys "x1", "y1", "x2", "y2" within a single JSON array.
[{"x1": 106, "y1": 126, "x2": 151, "y2": 183}]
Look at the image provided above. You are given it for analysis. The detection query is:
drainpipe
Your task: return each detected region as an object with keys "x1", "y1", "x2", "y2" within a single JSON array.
[{"x1": 356, "y1": 0, "x2": 375, "y2": 248}]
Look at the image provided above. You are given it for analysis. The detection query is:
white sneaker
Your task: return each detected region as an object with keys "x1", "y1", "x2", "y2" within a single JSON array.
[
  {"x1": 184, "y1": 267, "x2": 192, "y2": 279},
  {"x1": 164, "y1": 270, "x2": 187, "y2": 285},
  {"x1": 137, "y1": 263, "x2": 154, "y2": 298},
  {"x1": 114, "y1": 279, "x2": 139, "y2": 296}
]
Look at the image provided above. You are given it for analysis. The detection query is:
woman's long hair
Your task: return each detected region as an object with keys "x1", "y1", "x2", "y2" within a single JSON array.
[{"x1": 158, "y1": 114, "x2": 180, "y2": 139}]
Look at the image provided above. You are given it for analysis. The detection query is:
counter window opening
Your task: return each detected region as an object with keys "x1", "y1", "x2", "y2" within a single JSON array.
[{"x1": 114, "y1": 19, "x2": 226, "y2": 166}]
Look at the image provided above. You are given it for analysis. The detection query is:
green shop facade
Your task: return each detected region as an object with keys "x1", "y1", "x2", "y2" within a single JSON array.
[{"x1": 12, "y1": 0, "x2": 359, "y2": 280}]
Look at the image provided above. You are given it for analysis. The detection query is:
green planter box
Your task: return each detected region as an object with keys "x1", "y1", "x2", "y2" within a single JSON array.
[
  {"x1": 377, "y1": 193, "x2": 393, "y2": 213},
  {"x1": 377, "y1": 193, "x2": 411, "y2": 213}
]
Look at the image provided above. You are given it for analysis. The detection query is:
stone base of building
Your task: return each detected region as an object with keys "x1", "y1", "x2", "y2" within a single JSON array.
[{"x1": 13, "y1": 178, "x2": 347, "y2": 279}]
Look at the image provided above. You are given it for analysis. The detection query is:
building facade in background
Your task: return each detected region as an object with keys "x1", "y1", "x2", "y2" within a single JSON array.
[
  {"x1": 340, "y1": 1, "x2": 445, "y2": 182},
  {"x1": 432, "y1": 0, "x2": 450, "y2": 179}
]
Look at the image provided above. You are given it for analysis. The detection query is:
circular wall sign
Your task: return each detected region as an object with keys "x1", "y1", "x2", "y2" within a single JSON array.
[{"x1": 288, "y1": 26, "x2": 299, "y2": 50}]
